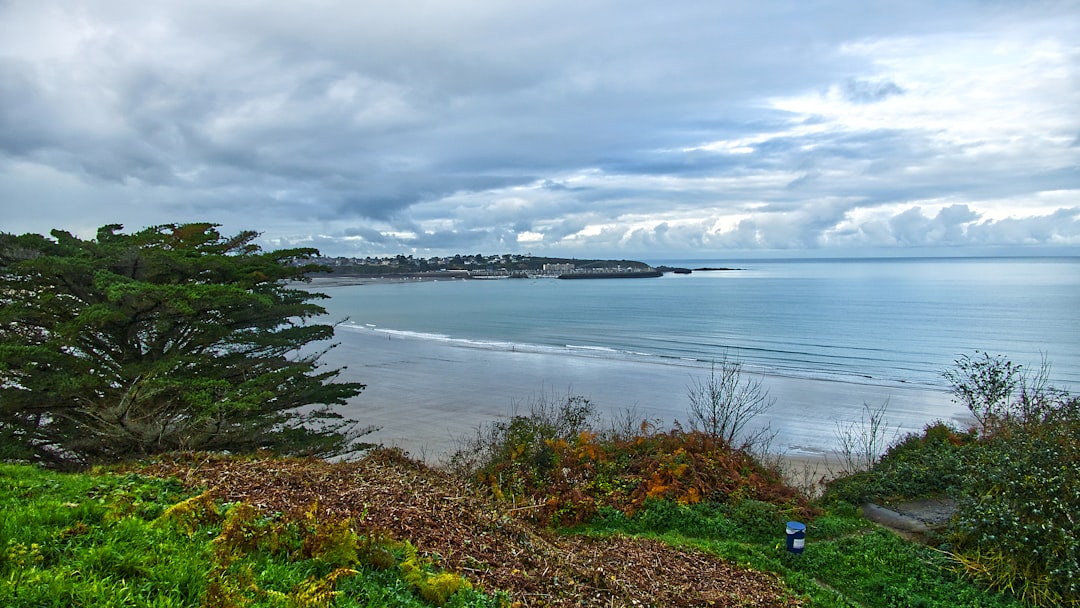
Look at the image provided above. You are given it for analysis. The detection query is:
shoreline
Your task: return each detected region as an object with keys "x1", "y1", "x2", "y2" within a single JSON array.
[
  {"x1": 320, "y1": 328, "x2": 970, "y2": 469},
  {"x1": 303, "y1": 274, "x2": 467, "y2": 287}
]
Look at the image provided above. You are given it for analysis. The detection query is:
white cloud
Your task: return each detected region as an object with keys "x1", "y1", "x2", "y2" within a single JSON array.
[{"x1": 1, "y1": 0, "x2": 1077, "y2": 257}]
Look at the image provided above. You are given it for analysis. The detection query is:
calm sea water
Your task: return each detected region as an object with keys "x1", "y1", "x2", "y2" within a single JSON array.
[
  {"x1": 319, "y1": 257, "x2": 1079, "y2": 389},
  {"x1": 313, "y1": 257, "x2": 1079, "y2": 457}
]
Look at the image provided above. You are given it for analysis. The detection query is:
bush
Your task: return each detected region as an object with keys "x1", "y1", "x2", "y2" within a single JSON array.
[
  {"x1": 827, "y1": 351, "x2": 1080, "y2": 606},
  {"x1": 450, "y1": 392, "x2": 815, "y2": 526},
  {"x1": 833, "y1": 400, "x2": 900, "y2": 475},
  {"x1": 446, "y1": 391, "x2": 598, "y2": 508},
  {"x1": 949, "y1": 405, "x2": 1080, "y2": 606},
  {"x1": 686, "y1": 355, "x2": 775, "y2": 448},
  {"x1": 825, "y1": 421, "x2": 975, "y2": 505}
]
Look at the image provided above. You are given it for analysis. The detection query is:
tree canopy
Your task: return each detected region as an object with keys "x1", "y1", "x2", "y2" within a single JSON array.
[{"x1": 0, "y1": 223, "x2": 370, "y2": 468}]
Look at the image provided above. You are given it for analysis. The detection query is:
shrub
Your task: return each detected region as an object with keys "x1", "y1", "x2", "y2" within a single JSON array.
[
  {"x1": 451, "y1": 393, "x2": 815, "y2": 526},
  {"x1": 829, "y1": 351, "x2": 1079, "y2": 606},
  {"x1": 824, "y1": 420, "x2": 974, "y2": 505},
  {"x1": 948, "y1": 406, "x2": 1080, "y2": 606},
  {"x1": 446, "y1": 390, "x2": 597, "y2": 504},
  {"x1": 686, "y1": 355, "x2": 775, "y2": 449},
  {"x1": 942, "y1": 351, "x2": 1022, "y2": 434},
  {"x1": 832, "y1": 400, "x2": 899, "y2": 475}
]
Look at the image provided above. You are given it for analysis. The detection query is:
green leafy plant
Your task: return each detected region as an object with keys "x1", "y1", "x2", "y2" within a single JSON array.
[
  {"x1": 825, "y1": 420, "x2": 974, "y2": 505},
  {"x1": 0, "y1": 463, "x2": 502, "y2": 608},
  {"x1": 825, "y1": 352, "x2": 1079, "y2": 606},
  {"x1": 949, "y1": 412, "x2": 1080, "y2": 606},
  {"x1": 4, "y1": 540, "x2": 43, "y2": 596},
  {"x1": 942, "y1": 351, "x2": 1022, "y2": 434}
]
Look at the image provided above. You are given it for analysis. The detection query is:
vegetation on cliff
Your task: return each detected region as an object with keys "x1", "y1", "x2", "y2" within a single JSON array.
[{"x1": 825, "y1": 353, "x2": 1079, "y2": 607}]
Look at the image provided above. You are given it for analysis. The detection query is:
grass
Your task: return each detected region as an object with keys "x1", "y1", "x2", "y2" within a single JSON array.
[
  {"x1": 0, "y1": 444, "x2": 1046, "y2": 607},
  {"x1": 0, "y1": 463, "x2": 503, "y2": 608},
  {"x1": 573, "y1": 497, "x2": 1024, "y2": 608},
  {"x1": 447, "y1": 390, "x2": 1039, "y2": 606}
]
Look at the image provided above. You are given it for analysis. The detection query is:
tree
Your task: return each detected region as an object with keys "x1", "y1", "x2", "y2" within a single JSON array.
[
  {"x1": 942, "y1": 351, "x2": 1021, "y2": 433},
  {"x1": 686, "y1": 354, "x2": 775, "y2": 447},
  {"x1": 0, "y1": 223, "x2": 371, "y2": 469}
]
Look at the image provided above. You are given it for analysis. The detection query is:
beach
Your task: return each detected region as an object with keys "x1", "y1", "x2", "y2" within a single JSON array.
[
  {"x1": 319, "y1": 326, "x2": 970, "y2": 469},
  {"x1": 308, "y1": 256, "x2": 1079, "y2": 485}
]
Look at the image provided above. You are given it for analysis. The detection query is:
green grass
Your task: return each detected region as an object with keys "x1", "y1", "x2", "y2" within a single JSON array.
[
  {"x1": 0, "y1": 463, "x2": 502, "y2": 608},
  {"x1": 574, "y1": 498, "x2": 1024, "y2": 608},
  {"x1": 0, "y1": 455, "x2": 1042, "y2": 608}
]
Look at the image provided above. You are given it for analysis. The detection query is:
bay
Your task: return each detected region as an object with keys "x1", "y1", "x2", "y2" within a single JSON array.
[{"x1": 312, "y1": 257, "x2": 1080, "y2": 460}]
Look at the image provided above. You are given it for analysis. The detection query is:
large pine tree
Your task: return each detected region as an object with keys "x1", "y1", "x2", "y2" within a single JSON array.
[{"x1": 0, "y1": 223, "x2": 370, "y2": 468}]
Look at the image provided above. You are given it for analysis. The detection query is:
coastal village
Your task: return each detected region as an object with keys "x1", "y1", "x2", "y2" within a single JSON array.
[{"x1": 313, "y1": 253, "x2": 669, "y2": 279}]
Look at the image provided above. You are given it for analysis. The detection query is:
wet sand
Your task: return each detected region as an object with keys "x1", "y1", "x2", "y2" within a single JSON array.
[{"x1": 318, "y1": 327, "x2": 971, "y2": 467}]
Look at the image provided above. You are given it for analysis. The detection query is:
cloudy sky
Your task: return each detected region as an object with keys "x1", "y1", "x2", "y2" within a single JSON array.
[{"x1": 2, "y1": 1, "x2": 1078, "y2": 258}]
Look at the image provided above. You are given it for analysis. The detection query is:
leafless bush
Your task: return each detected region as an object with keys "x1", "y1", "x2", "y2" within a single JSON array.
[
  {"x1": 602, "y1": 406, "x2": 664, "y2": 442},
  {"x1": 686, "y1": 355, "x2": 775, "y2": 450},
  {"x1": 781, "y1": 458, "x2": 830, "y2": 500},
  {"x1": 832, "y1": 399, "x2": 898, "y2": 474}
]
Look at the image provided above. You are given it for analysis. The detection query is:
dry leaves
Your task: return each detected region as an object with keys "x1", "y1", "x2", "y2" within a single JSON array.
[{"x1": 132, "y1": 450, "x2": 802, "y2": 608}]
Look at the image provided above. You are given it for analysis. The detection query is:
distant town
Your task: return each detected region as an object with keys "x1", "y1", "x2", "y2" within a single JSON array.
[{"x1": 309, "y1": 254, "x2": 676, "y2": 279}]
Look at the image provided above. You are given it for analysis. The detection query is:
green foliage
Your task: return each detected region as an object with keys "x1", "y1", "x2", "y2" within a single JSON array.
[
  {"x1": 0, "y1": 223, "x2": 372, "y2": 469},
  {"x1": 788, "y1": 529, "x2": 1021, "y2": 608},
  {"x1": 825, "y1": 414, "x2": 1080, "y2": 606},
  {"x1": 826, "y1": 352, "x2": 1079, "y2": 606},
  {"x1": 949, "y1": 407, "x2": 1080, "y2": 607},
  {"x1": 940, "y1": 352, "x2": 1080, "y2": 605},
  {"x1": 585, "y1": 497, "x2": 1019, "y2": 608},
  {"x1": 398, "y1": 542, "x2": 473, "y2": 606},
  {"x1": 0, "y1": 464, "x2": 213, "y2": 607},
  {"x1": 0, "y1": 463, "x2": 502, "y2": 608},
  {"x1": 589, "y1": 497, "x2": 790, "y2": 544},
  {"x1": 943, "y1": 351, "x2": 1022, "y2": 434},
  {"x1": 825, "y1": 420, "x2": 975, "y2": 505},
  {"x1": 446, "y1": 390, "x2": 599, "y2": 510},
  {"x1": 157, "y1": 490, "x2": 223, "y2": 534}
]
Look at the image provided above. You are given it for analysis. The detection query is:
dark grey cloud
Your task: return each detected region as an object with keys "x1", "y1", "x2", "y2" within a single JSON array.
[
  {"x1": 1, "y1": 0, "x2": 1078, "y2": 257},
  {"x1": 842, "y1": 78, "x2": 905, "y2": 104}
]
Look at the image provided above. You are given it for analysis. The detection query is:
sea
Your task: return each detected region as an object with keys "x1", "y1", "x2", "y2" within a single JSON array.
[{"x1": 311, "y1": 256, "x2": 1080, "y2": 461}]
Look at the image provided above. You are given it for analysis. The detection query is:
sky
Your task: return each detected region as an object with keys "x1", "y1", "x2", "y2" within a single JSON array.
[{"x1": 1, "y1": 0, "x2": 1078, "y2": 259}]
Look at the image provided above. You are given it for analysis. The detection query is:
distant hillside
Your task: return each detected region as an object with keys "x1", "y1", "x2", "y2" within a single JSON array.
[{"x1": 310, "y1": 254, "x2": 654, "y2": 277}]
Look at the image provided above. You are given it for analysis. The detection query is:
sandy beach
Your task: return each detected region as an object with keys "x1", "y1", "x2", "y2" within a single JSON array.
[{"x1": 318, "y1": 327, "x2": 971, "y2": 481}]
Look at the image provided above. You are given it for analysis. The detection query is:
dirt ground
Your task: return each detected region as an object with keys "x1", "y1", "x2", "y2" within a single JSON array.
[{"x1": 888, "y1": 498, "x2": 958, "y2": 528}]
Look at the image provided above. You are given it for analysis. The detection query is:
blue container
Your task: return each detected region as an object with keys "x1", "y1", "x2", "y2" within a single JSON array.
[{"x1": 785, "y1": 521, "x2": 806, "y2": 554}]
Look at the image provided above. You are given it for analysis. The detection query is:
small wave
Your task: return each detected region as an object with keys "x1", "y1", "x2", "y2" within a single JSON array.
[
  {"x1": 338, "y1": 323, "x2": 453, "y2": 342},
  {"x1": 337, "y1": 321, "x2": 947, "y2": 391},
  {"x1": 565, "y1": 344, "x2": 619, "y2": 353}
]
